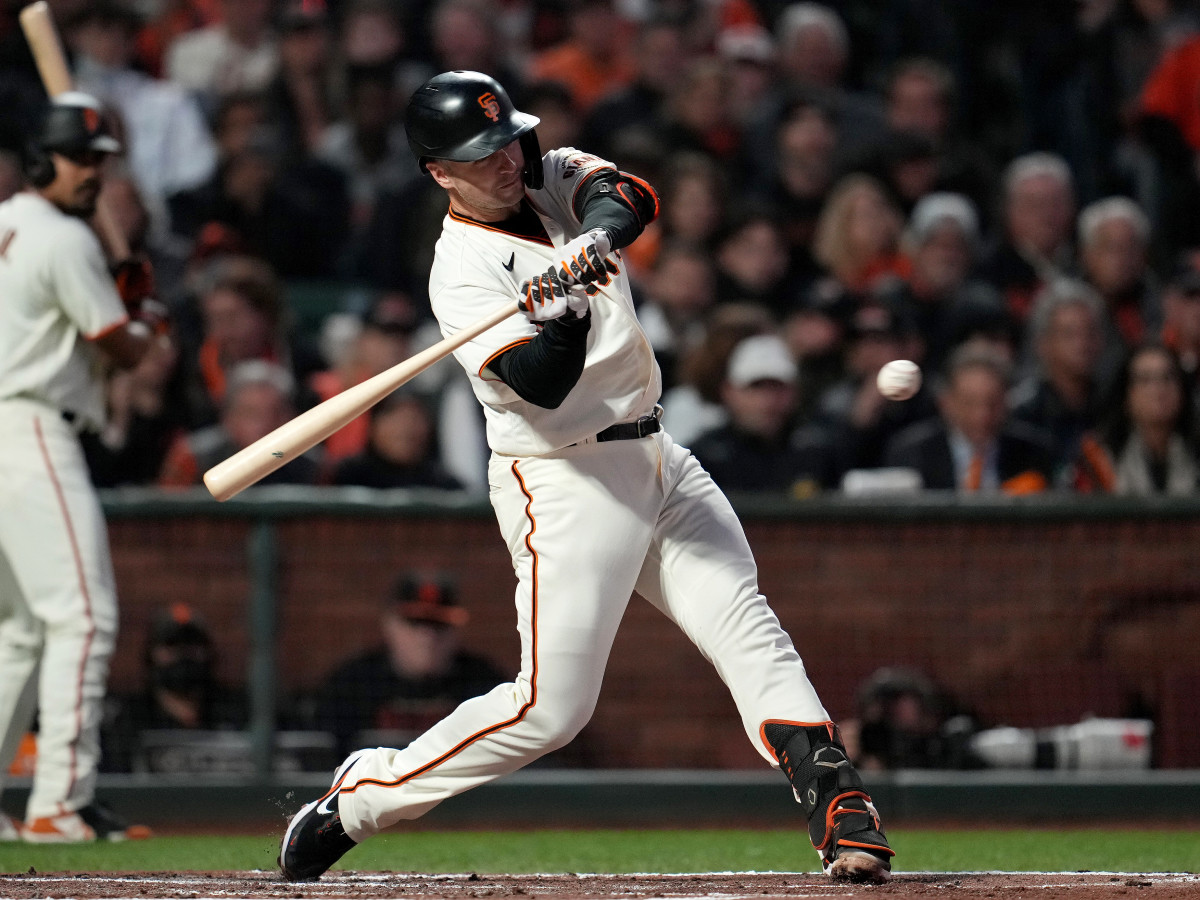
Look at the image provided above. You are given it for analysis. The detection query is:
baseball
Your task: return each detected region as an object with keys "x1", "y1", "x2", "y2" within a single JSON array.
[{"x1": 876, "y1": 359, "x2": 922, "y2": 401}]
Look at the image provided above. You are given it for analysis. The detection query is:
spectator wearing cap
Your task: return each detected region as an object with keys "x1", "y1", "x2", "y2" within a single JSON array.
[
  {"x1": 101, "y1": 603, "x2": 248, "y2": 773},
  {"x1": 158, "y1": 359, "x2": 321, "y2": 487},
  {"x1": 883, "y1": 344, "x2": 1056, "y2": 493},
  {"x1": 876, "y1": 192, "x2": 1007, "y2": 377},
  {"x1": 308, "y1": 573, "x2": 504, "y2": 756},
  {"x1": 977, "y1": 152, "x2": 1077, "y2": 325},
  {"x1": 1076, "y1": 196, "x2": 1162, "y2": 384},
  {"x1": 811, "y1": 305, "x2": 936, "y2": 476},
  {"x1": 66, "y1": 1, "x2": 218, "y2": 243},
  {"x1": 690, "y1": 333, "x2": 838, "y2": 494}
]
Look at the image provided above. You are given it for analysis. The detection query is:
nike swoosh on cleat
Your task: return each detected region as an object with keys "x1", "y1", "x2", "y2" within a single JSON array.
[
  {"x1": 316, "y1": 794, "x2": 336, "y2": 815},
  {"x1": 502, "y1": 253, "x2": 515, "y2": 271}
]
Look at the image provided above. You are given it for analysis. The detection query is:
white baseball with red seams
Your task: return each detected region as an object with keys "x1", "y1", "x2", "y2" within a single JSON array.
[
  {"x1": 876, "y1": 359, "x2": 922, "y2": 401},
  {"x1": 327, "y1": 147, "x2": 833, "y2": 841}
]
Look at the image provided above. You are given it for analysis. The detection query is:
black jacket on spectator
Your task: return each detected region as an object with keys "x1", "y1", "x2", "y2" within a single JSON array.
[
  {"x1": 691, "y1": 424, "x2": 839, "y2": 495},
  {"x1": 883, "y1": 419, "x2": 1057, "y2": 490}
]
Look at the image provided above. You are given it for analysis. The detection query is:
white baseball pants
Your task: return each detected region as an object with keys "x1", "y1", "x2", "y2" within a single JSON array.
[
  {"x1": 335, "y1": 430, "x2": 828, "y2": 840},
  {"x1": 0, "y1": 399, "x2": 118, "y2": 819}
]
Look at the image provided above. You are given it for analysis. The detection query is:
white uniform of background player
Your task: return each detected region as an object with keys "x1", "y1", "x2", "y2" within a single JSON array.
[
  {"x1": 0, "y1": 93, "x2": 156, "y2": 843},
  {"x1": 281, "y1": 72, "x2": 892, "y2": 885}
]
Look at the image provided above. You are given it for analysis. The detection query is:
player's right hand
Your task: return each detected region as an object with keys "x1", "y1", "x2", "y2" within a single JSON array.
[{"x1": 519, "y1": 268, "x2": 589, "y2": 322}]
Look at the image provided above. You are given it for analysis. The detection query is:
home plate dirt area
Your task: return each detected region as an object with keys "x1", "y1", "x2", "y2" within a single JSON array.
[{"x1": 0, "y1": 871, "x2": 1197, "y2": 899}]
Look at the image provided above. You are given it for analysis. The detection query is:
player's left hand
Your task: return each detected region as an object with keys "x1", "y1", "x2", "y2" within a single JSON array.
[
  {"x1": 519, "y1": 268, "x2": 590, "y2": 322},
  {"x1": 111, "y1": 256, "x2": 156, "y2": 308},
  {"x1": 552, "y1": 229, "x2": 613, "y2": 288}
]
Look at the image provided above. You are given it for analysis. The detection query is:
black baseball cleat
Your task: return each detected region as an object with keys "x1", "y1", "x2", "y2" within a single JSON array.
[
  {"x1": 279, "y1": 751, "x2": 367, "y2": 882},
  {"x1": 764, "y1": 722, "x2": 895, "y2": 885}
]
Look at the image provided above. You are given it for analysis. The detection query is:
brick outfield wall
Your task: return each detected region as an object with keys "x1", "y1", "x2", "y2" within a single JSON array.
[{"x1": 106, "y1": 509, "x2": 1200, "y2": 769}]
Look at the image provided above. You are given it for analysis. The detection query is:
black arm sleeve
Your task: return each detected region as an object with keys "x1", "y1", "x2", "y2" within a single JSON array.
[
  {"x1": 572, "y1": 168, "x2": 660, "y2": 250},
  {"x1": 493, "y1": 312, "x2": 592, "y2": 409}
]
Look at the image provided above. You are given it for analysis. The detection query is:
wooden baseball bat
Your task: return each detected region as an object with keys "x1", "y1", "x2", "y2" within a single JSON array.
[
  {"x1": 19, "y1": 1, "x2": 130, "y2": 260},
  {"x1": 203, "y1": 301, "x2": 522, "y2": 501}
]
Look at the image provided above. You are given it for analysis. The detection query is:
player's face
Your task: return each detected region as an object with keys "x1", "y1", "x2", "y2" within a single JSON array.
[
  {"x1": 427, "y1": 140, "x2": 526, "y2": 221},
  {"x1": 43, "y1": 150, "x2": 108, "y2": 217}
]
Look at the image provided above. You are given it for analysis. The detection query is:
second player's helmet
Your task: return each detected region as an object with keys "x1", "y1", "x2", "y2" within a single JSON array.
[
  {"x1": 25, "y1": 92, "x2": 122, "y2": 187},
  {"x1": 405, "y1": 71, "x2": 543, "y2": 189}
]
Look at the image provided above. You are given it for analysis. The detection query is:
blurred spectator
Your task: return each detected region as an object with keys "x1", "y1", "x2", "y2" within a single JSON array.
[
  {"x1": 1161, "y1": 252, "x2": 1200, "y2": 397},
  {"x1": 624, "y1": 151, "x2": 728, "y2": 278},
  {"x1": 308, "y1": 572, "x2": 504, "y2": 756},
  {"x1": 102, "y1": 603, "x2": 248, "y2": 774},
  {"x1": 519, "y1": 81, "x2": 583, "y2": 161},
  {"x1": 660, "y1": 302, "x2": 776, "y2": 446},
  {"x1": 309, "y1": 295, "x2": 420, "y2": 474},
  {"x1": 526, "y1": 0, "x2": 636, "y2": 113},
  {"x1": 1011, "y1": 278, "x2": 1111, "y2": 490},
  {"x1": 750, "y1": 93, "x2": 838, "y2": 292},
  {"x1": 876, "y1": 56, "x2": 996, "y2": 218},
  {"x1": 165, "y1": 0, "x2": 280, "y2": 110},
  {"x1": 167, "y1": 92, "x2": 350, "y2": 279},
  {"x1": 315, "y1": 63, "x2": 420, "y2": 239},
  {"x1": 580, "y1": 15, "x2": 690, "y2": 161},
  {"x1": 812, "y1": 305, "x2": 935, "y2": 477},
  {"x1": 331, "y1": 390, "x2": 463, "y2": 490},
  {"x1": 690, "y1": 333, "x2": 837, "y2": 494},
  {"x1": 717, "y1": 24, "x2": 778, "y2": 130},
  {"x1": 657, "y1": 56, "x2": 741, "y2": 165},
  {"x1": 877, "y1": 192, "x2": 1006, "y2": 376},
  {"x1": 267, "y1": 0, "x2": 336, "y2": 157},
  {"x1": 130, "y1": 0, "x2": 223, "y2": 79},
  {"x1": 176, "y1": 255, "x2": 305, "y2": 427},
  {"x1": 426, "y1": 0, "x2": 526, "y2": 98},
  {"x1": 883, "y1": 344, "x2": 1056, "y2": 493},
  {"x1": 636, "y1": 241, "x2": 717, "y2": 391},
  {"x1": 713, "y1": 204, "x2": 792, "y2": 314},
  {"x1": 1076, "y1": 195, "x2": 1162, "y2": 380},
  {"x1": 1099, "y1": 342, "x2": 1199, "y2": 495},
  {"x1": 82, "y1": 336, "x2": 185, "y2": 487},
  {"x1": 811, "y1": 173, "x2": 909, "y2": 304},
  {"x1": 159, "y1": 359, "x2": 320, "y2": 487},
  {"x1": 66, "y1": 1, "x2": 218, "y2": 240},
  {"x1": 978, "y1": 152, "x2": 1077, "y2": 325}
]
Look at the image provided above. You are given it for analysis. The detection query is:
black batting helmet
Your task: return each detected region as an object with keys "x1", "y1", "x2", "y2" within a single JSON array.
[
  {"x1": 26, "y1": 92, "x2": 121, "y2": 188},
  {"x1": 405, "y1": 71, "x2": 543, "y2": 189}
]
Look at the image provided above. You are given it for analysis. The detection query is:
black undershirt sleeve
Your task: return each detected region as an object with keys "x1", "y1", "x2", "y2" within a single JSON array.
[{"x1": 493, "y1": 312, "x2": 591, "y2": 409}]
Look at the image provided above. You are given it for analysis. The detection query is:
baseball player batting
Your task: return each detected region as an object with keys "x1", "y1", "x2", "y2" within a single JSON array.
[
  {"x1": 280, "y1": 71, "x2": 893, "y2": 884},
  {"x1": 0, "y1": 93, "x2": 160, "y2": 843}
]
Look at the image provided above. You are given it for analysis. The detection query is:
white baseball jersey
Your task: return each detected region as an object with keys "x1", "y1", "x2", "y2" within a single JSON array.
[
  {"x1": 323, "y1": 148, "x2": 836, "y2": 856},
  {"x1": 430, "y1": 148, "x2": 661, "y2": 455},
  {"x1": 0, "y1": 191, "x2": 123, "y2": 825},
  {"x1": 0, "y1": 192, "x2": 129, "y2": 432}
]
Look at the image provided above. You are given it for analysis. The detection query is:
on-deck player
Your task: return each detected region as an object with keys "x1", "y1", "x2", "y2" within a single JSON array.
[
  {"x1": 280, "y1": 71, "x2": 894, "y2": 884},
  {"x1": 0, "y1": 93, "x2": 162, "y2": 842}
]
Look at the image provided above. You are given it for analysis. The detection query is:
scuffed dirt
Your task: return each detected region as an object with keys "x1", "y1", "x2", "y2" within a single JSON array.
[{"x1": 0, "y1": 870, "x2": 1197, "y2": 899}]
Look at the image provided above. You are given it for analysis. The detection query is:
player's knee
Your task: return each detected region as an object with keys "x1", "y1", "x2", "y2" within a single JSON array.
[{"x1": 523, "y1": 702, "x2": 593, "y2": 751}]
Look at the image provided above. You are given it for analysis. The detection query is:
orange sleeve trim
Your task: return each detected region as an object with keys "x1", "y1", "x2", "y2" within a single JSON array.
[
  {"x1": 758, "y1": 719, "x2": 836, "y2": 762},
  {"x1": 332, "y1": 460, "x2": 542, "y2": 800},
  {"x1": 617, "y1": 172, "x2": 660, "y2": 225},
  {"x1": 84, "y1": 314, "x2": 131, "y2": 342},
  {"x1": 478, "y1": 337, "x2": 533, "y2": 379}
]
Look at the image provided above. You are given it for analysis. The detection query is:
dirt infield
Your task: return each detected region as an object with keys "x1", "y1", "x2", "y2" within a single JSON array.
[{"x1": 1, "y1": 871, "x2": 1197, "y2": 899}]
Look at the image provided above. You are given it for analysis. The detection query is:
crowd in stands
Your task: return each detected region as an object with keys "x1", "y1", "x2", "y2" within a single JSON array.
[{"x1": 5, "y1": 0, "x2": 1200, "y2": 497}]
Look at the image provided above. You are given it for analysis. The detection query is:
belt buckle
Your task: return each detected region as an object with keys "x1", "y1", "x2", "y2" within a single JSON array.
[{"x1": 635, "y1": 406, "x2": 662, "y2": 438}]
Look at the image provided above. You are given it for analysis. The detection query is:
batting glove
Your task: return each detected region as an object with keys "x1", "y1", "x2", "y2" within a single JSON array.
[
  {"x1": 519, "y1": 268, "x2": 590, "y2": 322},
  {"x1": 552, "y1": 229, "x2": 613, "y2": 288}
]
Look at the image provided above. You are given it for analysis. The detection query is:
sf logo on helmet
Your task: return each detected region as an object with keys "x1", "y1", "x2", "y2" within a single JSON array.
[{"x1": 477, "y1": 92, "x2": 501, "y2": 122}]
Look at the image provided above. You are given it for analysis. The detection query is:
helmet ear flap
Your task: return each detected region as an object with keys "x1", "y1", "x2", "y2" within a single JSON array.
[
  {"x1": 520, "y1": 130, "x2": 542, "y2": 190},
  {"x1": 24, "y1": 144, "x2": 56, "y2": 188}
]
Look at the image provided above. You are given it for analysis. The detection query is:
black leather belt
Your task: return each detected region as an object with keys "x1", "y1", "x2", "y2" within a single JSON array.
[{"x1": 594, "y1": 408, "x2": 662, "y2": 443}]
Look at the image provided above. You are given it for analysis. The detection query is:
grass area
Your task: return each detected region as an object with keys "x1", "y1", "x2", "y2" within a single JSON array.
[{"x1": 1, "y1": 829, "x2": 1199, "y2": 875}]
